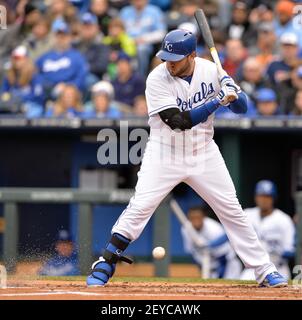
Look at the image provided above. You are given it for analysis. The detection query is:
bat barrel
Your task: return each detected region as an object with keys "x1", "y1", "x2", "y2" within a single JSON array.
[{"x1": 194, "y1": 9, "x2": 215, "y2": 49}]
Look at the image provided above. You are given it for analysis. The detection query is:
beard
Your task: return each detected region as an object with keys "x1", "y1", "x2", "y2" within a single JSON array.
[{"x1": 167, "y1": 59, "x2": 193, "y2": 78}]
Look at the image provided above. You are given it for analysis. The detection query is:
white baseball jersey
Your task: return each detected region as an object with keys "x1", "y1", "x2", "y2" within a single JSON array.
[
  {"x1": 145, "y1": 57, "x2": 220, "y2": 151},
  {"x1": 181, "y1": 217, "x2": 242, "y2": 279},
  {"x1": 112, "y1": 56, "x2": 278, "y2": 284},
  {"x1": 241, "y1": 207, "x2": 295, "y2": 280}
]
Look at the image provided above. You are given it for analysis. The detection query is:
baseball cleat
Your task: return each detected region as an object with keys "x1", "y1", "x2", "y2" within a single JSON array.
[
  {"x1": 87, "y1": 233, "x2": 133, "y2": 287},
  {"x1": 86, "y1": 257, "x2": 116, "y2": 287},
  {"x1": 259, "y1": 271, "x2": 288, "y2": 288}
]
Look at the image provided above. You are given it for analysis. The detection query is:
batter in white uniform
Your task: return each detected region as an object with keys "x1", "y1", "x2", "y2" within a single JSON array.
[
  {"x1": 87, "y1": 29, "x2": 287, "y2": 287},
  {"x1": 241, "y1": 180, "x2": 296, "y2": 280}
]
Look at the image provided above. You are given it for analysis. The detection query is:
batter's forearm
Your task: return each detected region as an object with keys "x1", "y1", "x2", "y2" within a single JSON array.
[
  {"x1": 228, "y1": 92, "x2": 248, "y2": 114},
  {"x1": 159, "y1": 99, "x2": 220, "y2": 131},
  {"x1": 189, "y1": 99, "x2": 220, "y2": 126}
]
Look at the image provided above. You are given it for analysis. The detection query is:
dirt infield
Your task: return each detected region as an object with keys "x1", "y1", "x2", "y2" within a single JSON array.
[{"x1": 1, "y1": 278, "x2": 302, "y2": 300}]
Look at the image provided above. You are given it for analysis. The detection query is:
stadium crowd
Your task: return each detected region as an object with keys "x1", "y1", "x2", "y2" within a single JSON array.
[{"x1": 0, "y1": 0, "x2": 302, "y2": 119}]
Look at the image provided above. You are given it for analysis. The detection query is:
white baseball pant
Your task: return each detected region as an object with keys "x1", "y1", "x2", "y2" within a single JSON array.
[{"x1": 112, "y1": 139, "x2": 277, "y2": 283}]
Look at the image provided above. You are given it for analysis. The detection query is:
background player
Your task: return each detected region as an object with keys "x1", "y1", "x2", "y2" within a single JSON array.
[
  {"x1": 87, "y1": 29, "x2": 287, "y2": 288},
  {"x1": 38, "y1": 230, "x2": 80, "y2": 276},
  {"x1": 181, "y1": 206, "x2": 242, "y2": 279},
  {"x1": 241, "y1": 180, "x2": 296, "y2": 280}
]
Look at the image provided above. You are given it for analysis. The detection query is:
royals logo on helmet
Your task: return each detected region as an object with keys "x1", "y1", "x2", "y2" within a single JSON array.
[{"x1": 164, "y1": 41, "x2": 173, "y2": 52}]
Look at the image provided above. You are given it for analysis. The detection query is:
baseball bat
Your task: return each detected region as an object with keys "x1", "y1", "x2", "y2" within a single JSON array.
[
  {"x1": 170, "y1": 199, "x2": 211, "y2": 278},
  {"x1": 194, "y1": 9, "x2": 236, "y2": 102}
]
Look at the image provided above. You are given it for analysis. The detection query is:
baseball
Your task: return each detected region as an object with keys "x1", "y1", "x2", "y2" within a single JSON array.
[{"x1": 152, "y1": 246, "x2": 166, "y2": 260}]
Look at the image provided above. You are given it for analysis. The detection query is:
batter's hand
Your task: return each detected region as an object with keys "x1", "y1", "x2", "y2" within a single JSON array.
[
  {"x1": 215, "y1": 85, "x2": 238, "y2": 106},
  {"x1": 220, "y1": 75, "x2": 242, "y2": 93}
]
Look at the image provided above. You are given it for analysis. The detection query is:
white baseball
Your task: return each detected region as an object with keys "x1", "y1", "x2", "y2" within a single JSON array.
[{"x1": 152, "y1": 246, "x2": 165, "y2": 260}]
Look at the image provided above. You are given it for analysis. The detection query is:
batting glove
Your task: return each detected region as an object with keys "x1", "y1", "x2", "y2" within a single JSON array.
[
  {"x1": 215, "y1": 85, "x2": 238, "y2": 106},
  {"x1": 220, "y1": 75, "x2": 242, "y2": 93}
]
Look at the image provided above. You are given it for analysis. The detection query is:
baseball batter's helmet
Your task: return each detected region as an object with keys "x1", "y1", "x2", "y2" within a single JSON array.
[
  {"x1": 255, "y1": 180, "x2": 277, "y2": 198},
  {"x1": 156, "y1": 29, "x2": 197, "y2": 62}
]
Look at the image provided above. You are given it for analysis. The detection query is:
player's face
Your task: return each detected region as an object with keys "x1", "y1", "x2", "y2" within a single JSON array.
[
  {"x1": 188, "y1": 210, "x2": 205, "y2": 231},
  {"x1": 255, "y1": 195, "x2": 274, "y2": 213},
  {"x1": 56, "y1": 241, "x2": 74, "y2": 257},
  {"x1": 166, "y1": 52, "x2": 196, "y2": 78}
]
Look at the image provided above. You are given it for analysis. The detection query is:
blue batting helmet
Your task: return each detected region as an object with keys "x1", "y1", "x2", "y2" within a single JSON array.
[
  {"x1": 156, "y1": 29, "x2": 197, "y2": 62},
  {"x1": 255, "y1": 180, "x2": 277, "y2": 198}
]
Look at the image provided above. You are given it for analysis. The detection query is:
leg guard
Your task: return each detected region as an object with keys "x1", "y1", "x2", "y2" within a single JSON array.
[{"x1": 87, "y1": 233, "x2": 132, "y2": 286}]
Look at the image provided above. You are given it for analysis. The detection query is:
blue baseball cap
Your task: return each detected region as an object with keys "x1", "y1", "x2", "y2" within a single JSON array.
[
  {"x1": 255, "y1": 180, "x2": 277, "y2": 198},
  {"x1": 117, "y1": 51, "x2": 131, "y2": 62},
  {"x1": 81, "y1": 12, "x2": 98, "y2": 25},
  {"x1": 255, "y1": 88, "x2": 277, "y2": 102},
  {"x1": 56, "y1": 229, "x2": 72, "y2": 242},
  {"x1": 52, "y1": 19, "x2": 70, "y2": 34}
]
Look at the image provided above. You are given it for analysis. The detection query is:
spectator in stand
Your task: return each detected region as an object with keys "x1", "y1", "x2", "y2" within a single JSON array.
[
  {"x1": 279, "y1": 66, "x2": 302, "y2": 114},
  {"x1": 223, "y1": 39, "x2": 247, "y2": 80},
  {"x1": 46, "y1": 0, "x2": 78, "y2": 24},
  {"x1": 120, "y1": 0, "x2": 166, "y2": 76},
  {"x1": 226, "y1": 1, "x2": 252, "y2": 47},
  {"x1": 266, "y1": 33, "x2": 300, "y2": 88},
  {"x1": 74, "y1": 13, "x2": 110, "y2": 85},
  {"x1": 16, "y1": 2, "x2": 42, "y2": 35},
  {"x1": 23, "y1": 17, "x2": 55, "y2": 62},
  {"x1": 1, "y1": 46, "x2": 44, "y2": 118},
  {"x1": 103, "y1": 18, "x2": 137, "y2": 58},
  {"x1": 90, "y1": 0, "x2": 118, "y2": 36},
  {"x1": 254, "y1": 88, "x2": 282, "y2": 116},
  {"x1": 239, "y1": 57, "x2": 271, "y2": 104},
  {"x1": 165, "y1": 1, "x2": 197, "y2": 31},
  {"x1": 38, "y1": 229, "x2": 80, "y2": 276},
  {"x1": 103, "y1": 18, "x2": 137, "y2": 79},
  {"x1": 274, "y1": 0, "x2": 302, "y2": 49},
  {"x1": 246, "y1": 2, "x2": 275, "y2": 48},
  {"x1": 249, "y1": 2, "x2": 274, "y2": 25},
  {"x1": 290, "y1": 90, "x2": 302, "y2": 116},
  {"x1": 251, "y1": 22, "x2": 278, "y2": 69},
  {"x1": 83, "y1": 81, "x2": 122, "y2": 118},
  {"x1": 0, "y1": 3, "x2": 42, "y2": 78},
  {"x1": 111, "y1": 52, "x2": 145, "y2": 108},
  {"x1": 45, "y1": 84, "x2": 83, "y2": 118},
  {"x1": 133, "y1": 95, "x2": 148, "y2": 116},
  {"x1": 36, "y1": 19, "x2": 88, "y2": 100},
  {"x1": 68, "y1": 17, "x2": 82, "y2": 43},
  {"x1": 0, "y1": 0, "x2": 18, "y2": 23}
]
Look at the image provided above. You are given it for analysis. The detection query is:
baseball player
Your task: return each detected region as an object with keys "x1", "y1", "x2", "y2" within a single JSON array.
[
  {"x1": 87, "y1": 29, "x2": 287, "y2": 287},
  {"x1": 241, "y1": 180, "x2": 296, "y2": 280},
  {"x1": 181, "y1": 206, "x2": 242, "y2": 279}
]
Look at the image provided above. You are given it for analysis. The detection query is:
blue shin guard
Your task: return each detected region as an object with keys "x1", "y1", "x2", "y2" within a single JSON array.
[{"x1": 87, "y1": 233, "x2": 132, "y2": 286}]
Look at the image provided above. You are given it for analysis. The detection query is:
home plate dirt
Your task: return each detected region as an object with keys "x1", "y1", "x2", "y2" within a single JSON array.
[{"x1": 1, "y1": 279, "x2": 302, "y2": 300}]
